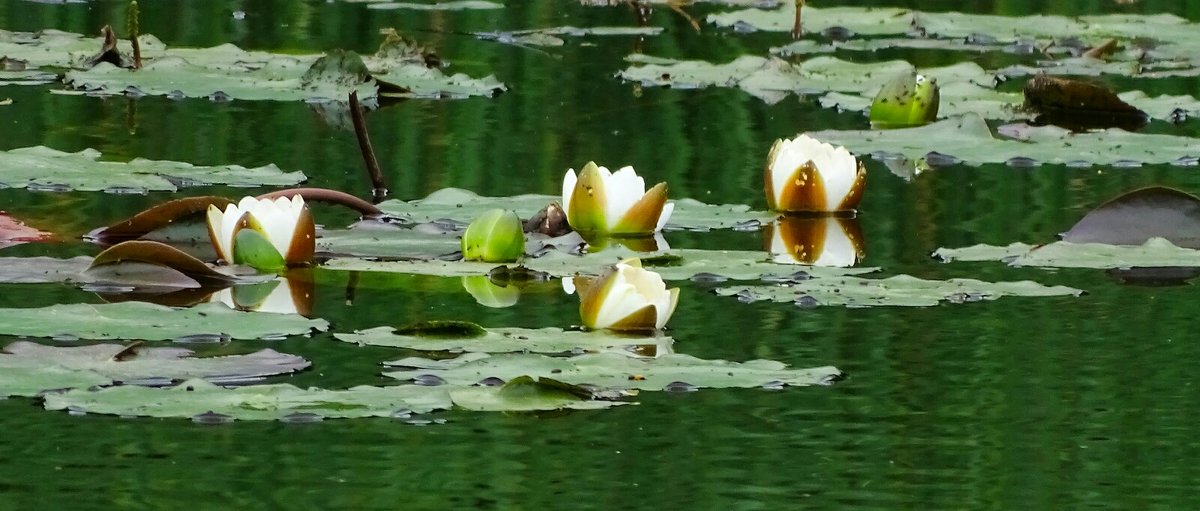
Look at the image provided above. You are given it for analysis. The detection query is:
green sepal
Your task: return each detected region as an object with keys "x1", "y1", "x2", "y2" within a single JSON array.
[
  {"x1": 233, "y1": 228, "x2": 286, "y2": 272},
  {"x1": 461, "y1": 209, "x2": 525, "y2": 263},
  {"x1": 870, "y1": 71, "x2": 940, "y2": 128}
]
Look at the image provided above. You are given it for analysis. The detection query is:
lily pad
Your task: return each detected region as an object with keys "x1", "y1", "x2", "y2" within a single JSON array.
[
  {"x1": 385, "y1": 351, "x2": 841, "y2": 390},
  {"x1": 474, "y1": 26, "x2": 663, "y2": 47},
  {"x1": 0, "y1": 212, "x2": 53, "y2": 250},
  {"x1": 714, "y1": 274, "x2": 1081, "y2": 307},
  {"x1": 0, "y1": 256, "x2": 90, "y2": 284},
  {"x1": 805, "y1": 113, "x2": 1200, "y2": 168},
  {"x1": 935, "y1": 238, "x2": 1200, "y2": 269},
  {"x1": 335, "y1": 325, "x2": 674, "y2": 355},
  {"x1": 44, "y1": 378, "x2": 454, "y2": 421},
  {"x1": 376, "y1": 188, "x2": 773, "y2": 231},
  {"x1": 0, "y1": 341, "x2": 309, "y2": 393},
  {"x1": 0, "y1": 302, "x2": 328, "y2": 341},
  {"x1": 448, "y1": 376, "x2": 623, "y2": 412},
  {"x1": 0, "y1": 146, "x2": 305, "y2": 192},
  {"x1": 355, "y1": 0, "x2": 504, "y2": 10},
  {"x1": 1062, "y1": 187, "x2": 1200, "y2": 248}
]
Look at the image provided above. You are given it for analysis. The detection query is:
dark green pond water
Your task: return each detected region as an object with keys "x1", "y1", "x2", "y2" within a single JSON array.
[{"x1": 4, "y1": 1, "x2": 1200, "y2": 509}]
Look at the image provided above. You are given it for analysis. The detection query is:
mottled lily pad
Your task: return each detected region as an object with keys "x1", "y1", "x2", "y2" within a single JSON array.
[
  {"x1": 385, "y1": 351, "x2": 841, "y2": 390},
  {"x1": 0, "y1": 146, "x2": 305, "y2": 192},
  {"x1": 376, "y1": 188, "x2": 773, "y2": 231},
  {"x1": 0, "y1": 302, "x2": 328, "y2": 341},
  {"x1": 714, "y1": 274, "x2": 1081, "y2": 307},
  {"x1": 335, "y1": 325, "x2": 673, "y2": 355},
  {"x1": 0, "y1": 341, "x2": 309, "y2": 398},
  {"x1": 805, "y1": 113, "x2": 1200, "y2": 168},
  {"x1": 935, "y1": 238, "x2": 1200, "y2": 269}
]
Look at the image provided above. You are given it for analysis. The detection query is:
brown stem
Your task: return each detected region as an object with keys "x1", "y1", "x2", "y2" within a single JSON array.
[
  {"x1": 345, "y1": 271, "x2": 360, "y2": 306},
  {"x1": 256, "y1": 187, "x2": 384, "y2": 217},
  {"x1": 791, "y1": 0, "x2": 805, "y2": 39},
  {"x1": 349, "y1": 91, "x2": 388, "y2": 203}
]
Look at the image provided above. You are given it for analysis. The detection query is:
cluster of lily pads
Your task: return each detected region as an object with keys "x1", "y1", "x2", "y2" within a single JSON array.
[{"x1": 23, "y1": 1, "x2": 1200, "y2": 422}]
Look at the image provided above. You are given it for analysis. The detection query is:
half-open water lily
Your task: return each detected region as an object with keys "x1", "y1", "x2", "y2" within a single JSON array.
[
  {"x1": 207, "y1": 196, "x2": 315, "y2": 270},
  {"x1": 573, "y1": 258, "x2": 679, "y2": 332},
  {"x1": 765, "y1": 135, "x2": 866, "y2": 213},
  {"x1": 765, "y1": 216, "x2": 865, "y2": 267},
  {"x1": 562, "y1": 162, "x2": 674, "y2": 235}
]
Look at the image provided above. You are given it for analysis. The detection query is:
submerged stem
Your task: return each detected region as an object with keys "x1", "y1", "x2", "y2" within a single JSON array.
[{"x1": 349, "y1": 91, "x2": 388, "y2": 203}]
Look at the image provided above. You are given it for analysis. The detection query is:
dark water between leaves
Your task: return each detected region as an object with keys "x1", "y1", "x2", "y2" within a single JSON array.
[{"x1": 3, "y1": 0, "x2": 1200, "y2": 509}]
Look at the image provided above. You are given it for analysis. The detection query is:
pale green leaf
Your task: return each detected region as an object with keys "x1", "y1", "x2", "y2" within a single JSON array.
[
  {"x1": 0, "y1": 302, "x2": 328, "y2": 341},
  {"x1": 335, "y1": 325, "x2": 674, "y2": 355},
  {"x1": 715, "y1": 274, "x2": 1081, "y2": 307},
  {"x1": 935, "y1": 238, "x2": 1200, "y2": 269}
]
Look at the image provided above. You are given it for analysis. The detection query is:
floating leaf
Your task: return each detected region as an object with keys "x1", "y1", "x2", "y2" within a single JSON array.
[
  {"x1": 935, "y1": 238, "x2": 1200, "y2": 269},
  {"x1": 0, "y1": 302, "x2": 327, "y2": 341},
  {"x1": 805, "y1": 113, "x2": 1200, "y2": 168},
  {"x1": 1022, "y1": 75, "x2": 1147, "y2": 130},
  {"x1": 0, "y1": 146, "x2": 305, "y2": 192},
  {"x1": 448, "y1": 376, "x2": 623, "y2": 412},
  {"x1": 1062, "y1": 187, "x2": 1200, "y2": 248},
  {"x1": 0, "y1": 256, "x2": 90, "y2": 284},
  {"x1": 474, "y1": 26, "x2": 662, "y2": 47},
  {"x1": 353, "y1": 0, "x2": 504, "y2": 10},
  {"x1": 336, "y1": 325, "x2": 673, "y2": 355},
  {"x1": 44, "y1": 378, "x2": 453, "y2": 421},
  {"x1": 715, "y1": 274, "x2": 1081, "y2": 307},
  {"x1": 86, "y1": 240, "x2": 238, "y2": 289},
  {"x1": 316, "y1": 223, "x2": 462, "y2": 259},
  {"x1": 0, "y1": 341, "x2": 309, "y2": 395},
  {"x1": 0, "y1": 212, "x2": 53, "y2": 250},
  {"x1": 86, "y1": 196, "x2": 232, "y2": 244},
  {"x1": 376, "y1": 188, "x2": 773, "y2": 231},
  {"x1": 385, "y1": 351, "x2": 840, "y2": 390}
]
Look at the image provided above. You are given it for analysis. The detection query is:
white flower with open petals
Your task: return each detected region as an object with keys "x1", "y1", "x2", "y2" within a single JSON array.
[
  {"x1": 765, "y1": 217, "x2": 865, "y2": 267},
  {"x1": 765, "y1": 135, "x2": 866, "y2": 212},
  {"x1": 562, "y1": 162, "x2": 674, "y2": 235},
  {"x1": 574, "y1": 259, "x2": 679, "y2": 332},
  {"x1": 206, "y1": 195, "x2": 315, "y2": 270}
]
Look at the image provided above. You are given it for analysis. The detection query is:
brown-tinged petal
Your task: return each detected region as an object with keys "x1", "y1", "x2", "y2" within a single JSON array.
[
  {"x1": 606, "y1": 304, "x2": 659, "y2": 332},
  {"x1": 90, "y1": 196, "x2": 232, "y2": 244},
  {"x1": 284, "y1": 205, "x2": 316, "y2": 266},
  {"x1": 566, "y1": 162, "x2": 609, "y2": 234},
  {"x1": 775, "y1": 160, "x2": 829, "y2": 212},
  {"x1": 835, "y1": 161, "x2": 867, "y2": 212},
  {"x1": 88, "y1": 240, "x2": 236, "y2": 287},
  {"x1": 613, "y1": 181, "x2": 669, "y2": 234}
]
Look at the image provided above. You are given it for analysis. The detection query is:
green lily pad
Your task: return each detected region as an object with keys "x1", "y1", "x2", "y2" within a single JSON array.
[
  {"x1": 0, "y1": 30, "x2": 165, "y2": 69},
  {"x1": 0, "y1": 146, "x2": 305, "y2": 192},
  {"x1": 43, "y1": 378, "x2": 454, "y2": 421},
  {"x1": 324, "y1": 246, "x2": 875, "y2": 280},
  {"x1": 0, "y1": 256, "x2": 90, "y2": 284},
  {"x1": 0, "y1": 69, "x2": 56, "y2": 85},
  {"x1": 0, "y1": 341, "x2": 309, "y2": 395},
  {"x1": 805, "y1": 113, "x2": 1200, "y2": 168},
  {"x1": 317, "y1": 224, "x2": 462, "y2": 259},
  {"x1": 448, "y1": 376, "x2": 623, "y2": 412},
  {"x1": 386, "y1": 351, "x2": 841, "y2": 390},
  {"x1": 376, "y1": 188, "x2": 773, "y2": 231},
  {"x1": 335, "y1": 325, "x2": 674, "y2": 355},
  {"x1": 0, "y1": 302, "x2": 328, "y2": 341},
  {"x1": 0, "y1": 363, "x2": 109, "y2": 398},
  {"x1": 934, "y1": 238, "x2": 1200, "y2": 269},
  {"x1": 352, "y1": 0, "x2": 504, "y2": 10},
  {"x1": 714, "y1": 274, "x2": 1081, "y2": 307},
  {"x1": 474, "y1": 26, "x2": 663, "y2": 47}
]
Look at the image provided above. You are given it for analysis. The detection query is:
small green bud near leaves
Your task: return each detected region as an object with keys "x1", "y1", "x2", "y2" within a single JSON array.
[
  {"x1": 870, "y1": 71, "x2": 940, "y2": 128},
  {"x1": 462, "y1": 209, "x2": 525, "y2": 263}
]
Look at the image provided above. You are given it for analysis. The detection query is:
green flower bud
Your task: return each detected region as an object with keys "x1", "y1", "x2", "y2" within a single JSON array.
[
  {"x1": 462, "y1": 209, "x2": 525, "y2": 263},
  {"x1": 870, "y1": 71, "x2": 939, "y2": 128}
]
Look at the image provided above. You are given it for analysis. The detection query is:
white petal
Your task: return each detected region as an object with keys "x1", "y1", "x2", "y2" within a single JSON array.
[
  {"x1": 811, "y1": 219, "x2": 859, "y2": 267},
  {"x1": 654, "y1": 202, "x2": 675, "y2": 232},
  {"x1": 219, "y1": 203, "x2": 244, "y2": 261},
  {"x1": 821, "y1": 145, "x2": 859, "y2": 208},
  {"x1": 212, "y1": 288, "x2": 236, "y2": 310},
  {"x1": 252, "y1": 279, "x2": 301, "y2": 315},
  {"x1": 604, "y1": 166, "x2": 646, "y2": 228},
  {"x1": 561, "y1": 276, "x2": 576, "y2": 295},
  {"x1": 591, "y1": 267, "x2": 652, "y2": 328},
  {"x1": 561, "y1": 169, "x2": 578, "y2": 211},
  {"x1": 768, "y1": 139, "x2": 805, "y2": 203},
  {"x1": 246, "y1": 196, "x2": 303, "y2": 257}
]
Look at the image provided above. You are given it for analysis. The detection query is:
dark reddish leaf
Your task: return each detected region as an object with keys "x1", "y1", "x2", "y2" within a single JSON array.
[{"x1": 1062, "y1": 187, "x2": 1200, "y2": 248}]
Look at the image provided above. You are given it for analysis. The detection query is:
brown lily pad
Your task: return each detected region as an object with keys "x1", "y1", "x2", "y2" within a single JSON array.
[
  {"x1": 1023, "y1": 74, "x2": 1148, "y2": 131},
  {"x1": 1062, "y1": 186, "x2": 1200, "y2": 248}
]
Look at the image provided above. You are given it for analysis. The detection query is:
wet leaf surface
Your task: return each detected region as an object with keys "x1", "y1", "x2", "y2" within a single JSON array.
[
  {"x1": 0, "y1": 302, "x2": 328, "y2": 341},
  {"x1": 714, "y1": 274, "x2": 1081, "y2": 307},
  {"x1": 336, "y1": 325, "x2": 674, "y2": 355},
  {"x1": 936, "y1": 238, "x2": 1200, "y2": 269}
]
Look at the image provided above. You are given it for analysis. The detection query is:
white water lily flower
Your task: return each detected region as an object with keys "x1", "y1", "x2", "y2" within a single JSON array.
[
  {"x1": 206, "y1": 195, "x2": 315, "y2": 269},
  {"x1": 562, "y1": 162, "x2": 674, "y2": 235},
  {"x1": 765, "y1": 134, "x2": 867, "y2": 212},
  {"x1": 766, "y1": 217, "x2": 865, "y2": 267},
  {"x1": 574, "y1": 259, "x2": 679, "y2": 332}
]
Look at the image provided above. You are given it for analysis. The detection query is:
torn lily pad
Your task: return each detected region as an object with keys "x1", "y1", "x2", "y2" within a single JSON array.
[
  {"x1": 716, "y1": 274, "x2": 1081, "y2": 307},
  {"x1": 805, "y1": 113, "x2": 1200, "y2": 168},
  {"x1": 0, "y1": 341, "x2": 309, "y2": 396},
  {"x1": 44, "y1": 378, "x2": 454, "y2": 421},
  {"x1": 385, "y1": 351, "x2": 841, "y2": 390},
  {"x1": 0, "y1": 146, "x2": 305, "y2": 192},
  {"x1": 935, "y1": 238, "x2": 1200, "y2": 269},
  {"x1": 0, "y1": 302, "x2": 327, "y2": 341},
  {"x1": 336, "y1": 325, "x2": 673, "y2": 356},
  {"x1": 376, "y1": 188, "x2": 773, "y2": 231}
]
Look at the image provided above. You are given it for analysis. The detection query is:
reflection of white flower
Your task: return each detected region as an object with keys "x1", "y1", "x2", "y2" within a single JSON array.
[
  {"x1": 206, "y1": 196, "x2": 315, "y2": 267},
  {"x1": 213, "y1": 277, "x2": 312, "y2": 315},
  {"x1": 765, "y1": 135, "x2": 866, "y2": 212},
  {"x1": 766, "y1": 216, "x2": 865, "y2": 267},
  {"x1": 575, "y1": 259, "x2": 679, "y2": 331},
  {"x1": 562, "y1": 162, "x2": 674, "y2": 235}
]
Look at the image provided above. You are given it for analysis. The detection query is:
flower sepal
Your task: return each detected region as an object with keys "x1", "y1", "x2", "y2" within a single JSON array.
[{"x1": 574, "y1": 258, "x2": 679, "y2": 333}]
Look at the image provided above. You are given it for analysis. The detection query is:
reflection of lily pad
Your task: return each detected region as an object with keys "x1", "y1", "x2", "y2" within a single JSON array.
[
  {"x1": 336, "y1": 325, "x2": 673, "y2": 355},
  {"x1": 806, "y1": 113, "x2": 1200, "y2": 167},
  {"x1": 0, "y1": 146, "x2": 305, "y2": 192},
  {"x1": 385, "y1": 351, "x2": 841, "y2": 390},
  {"x1": 376, "y1": 188, "x2": 772, "y2": 231},
  {"x1": 0, "y1": 341, "x2": 309, "y2": 397},
  {"x1": 0, "y1": 302, "x2": 328, "y2": 341},
  {"x1": 935, "y1": 238, "x2": 1200, "y2": 269},
  {"x1": 714, "y1": 274, "x2": 1081, "y2": 307}
]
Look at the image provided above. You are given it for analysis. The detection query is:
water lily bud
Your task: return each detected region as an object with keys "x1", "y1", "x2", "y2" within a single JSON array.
[
  {"x1": 870, "y1": 71, "x2": 939, "y2": 128},
  {"x1": 764, "y1": 135, "x2": 866, "y2": 213},
  {"x1": 461, "y1": 276, "x2": 521, "y2": 308},
  {"x1": 462, "y1": 209, "x2": 525, "y2": 263},
  {"x1": 562, "y1": 162, "x2": 674, "y2": 235},
  {"x1": 765, "y1": 216, "x2": 865, "y2": 267},
  {"x1": 575, "y1": 258, "x2": 679, "y2": 332},
  {"x1": 206, "y1": 195, "x2": 315, "y2": 271}
]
